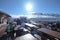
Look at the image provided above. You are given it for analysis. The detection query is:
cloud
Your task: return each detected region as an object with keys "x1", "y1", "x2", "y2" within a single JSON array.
[
  {"x1": 10, "y1": 14, "x2": 56, "y2": 19},
  {"x1": 10, "y1": 15, "x2": 20, "y2": 18}
]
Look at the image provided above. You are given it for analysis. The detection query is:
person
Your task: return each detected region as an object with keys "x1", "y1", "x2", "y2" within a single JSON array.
[
  {"x1": 51, "y1": 23, "x2": 57, "y2": 31},
  {"x1": 46, "y1": 25, "x2": 51, "y2": 30},
  {"x1": 16, "y1": 18, "x2": 21, "y2": 25},
  {"x1": 20, "y1": 22, "x2": 25, "y2": 28},
  {"x1": 7, "y1": 17, "x2": 15, "y2": 40}
]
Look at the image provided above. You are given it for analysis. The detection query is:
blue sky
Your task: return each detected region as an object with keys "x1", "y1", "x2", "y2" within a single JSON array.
[{"x1": 0, "y1": 0, "x2": 60, "y2": 16}]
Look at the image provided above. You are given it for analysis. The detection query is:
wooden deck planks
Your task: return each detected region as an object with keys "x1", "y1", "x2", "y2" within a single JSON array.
[{"x1": 15, "y1": 34, "x2": 41, "y2": 40}]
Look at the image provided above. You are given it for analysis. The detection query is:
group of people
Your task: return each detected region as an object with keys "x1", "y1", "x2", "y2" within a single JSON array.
[
  {"x1": 0, "y1": 15, "x2": 60, "y2": 40},
  {"x1": 0, "y1": 15, "x2": 18, "y2": 40},
  {"x1": 0, "y1": 15, "x2": 28, "y2": 40},
  {"x1": 37, "y1": 21, "x2": 60, "y2": 32}
]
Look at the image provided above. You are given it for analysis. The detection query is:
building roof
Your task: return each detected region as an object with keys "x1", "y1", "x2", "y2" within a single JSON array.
[{"x1": 0, "y1": 11, "x2": 11, "y2": 17}]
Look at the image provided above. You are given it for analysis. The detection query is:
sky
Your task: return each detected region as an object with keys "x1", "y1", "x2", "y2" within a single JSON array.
[{"x1": 0, "y1": 0, "x2": 60, "y2": 17}]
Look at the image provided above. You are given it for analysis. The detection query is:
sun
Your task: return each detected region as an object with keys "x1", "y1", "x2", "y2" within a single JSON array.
[{"x1": 26, "y1": 3, "x2": 32, "y2": 11}]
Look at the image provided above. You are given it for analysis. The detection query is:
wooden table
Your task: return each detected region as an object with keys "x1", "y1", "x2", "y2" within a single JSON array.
[
  {"x1": 38, "y1": 28, "x2": 60, "y2": 39},
  {"x1": 15, "y1": 34, "x2": 39, "y2": 40}
]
